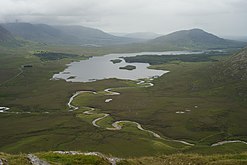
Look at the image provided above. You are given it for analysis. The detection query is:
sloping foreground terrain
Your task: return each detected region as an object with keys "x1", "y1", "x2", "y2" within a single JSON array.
[{"x1": 1, "y1": 151, "x2": 247, "y2": 165}]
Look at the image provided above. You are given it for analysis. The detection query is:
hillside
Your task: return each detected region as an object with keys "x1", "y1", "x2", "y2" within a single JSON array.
[
  {"x1": 1, "y1": 152, "x2": 247, "y2": 165},
  {"x1": 207, "y1": 46, "x2": 247, "y2": 84},
  {"x1": 0, "y1": 37, "x2": 247, "y2": 164},
  {"x1": 0, "y1": 25, "x2": 22, "y2": 47},
  {"x1": 1, "y1": 23, "x2": 138, "y2": 46},
  {"x1": 124, "y1": 153, "x2": 247, "y2": 165},
  {"x1": 209, "y1": 47, "x2": 247, "y2": 101},
  {"x1": 0, "y1": 26, "x2": 14, "y2": 42},
  {"x1": 2, "y1": 23, "x2": 78, "y2": 45},
  {"x1": 149, "y1": 28, "x2": 246, "y2": 49},
  {"x1": 220, "y1": 47, "x2": 247, "y2": 81},
  {"x1": 54, "y1": 25, "x2": 138, "y2": 45}
]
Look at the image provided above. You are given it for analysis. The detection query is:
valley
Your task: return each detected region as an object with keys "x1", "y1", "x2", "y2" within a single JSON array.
[
  {"x1": 0, "y1": 23, "x2": 247, "y2": 164},
  {"x1": 1, "y1": 45, "x2": 247, "y2": 157}
]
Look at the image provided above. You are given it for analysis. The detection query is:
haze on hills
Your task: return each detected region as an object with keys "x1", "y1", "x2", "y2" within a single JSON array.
[
  {"x1": 1, "y1": 23, "x2": 245, "y2": 50},
  {"x1": 1, "y1": 23, "x2": 139, "y2": 45},
  {"x1": 0, "y1": 0, "x2": 246, "y2": 37},
  {"x1": 1, "y1": 1, "x2": 247, "y2": 164}
]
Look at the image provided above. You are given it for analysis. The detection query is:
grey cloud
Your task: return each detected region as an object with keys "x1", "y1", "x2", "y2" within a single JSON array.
[{"x1": 0, "y1": 0, "x2": 246, "y2": 36}]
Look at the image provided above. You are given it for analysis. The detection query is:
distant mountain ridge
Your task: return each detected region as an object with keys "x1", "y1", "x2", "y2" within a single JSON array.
[
  {"x1": 149, "y1": 28, "x2": 246, "y2": 49},
  {"x1": 54, "y1": 25, "x2": 138, "y2": 45},
  {"x1": 2, "y1": 23, "x2": 76, "y2": 45},
  {"x1": 1, "y1": 23, "x2": 139, "y2": 46},
  {"x1": 1, "y1": 24, "x2": 245, "y2": 49}
]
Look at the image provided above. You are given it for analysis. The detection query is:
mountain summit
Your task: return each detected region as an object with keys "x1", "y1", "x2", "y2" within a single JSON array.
[{"x1": 150, "y1": 28, "x2": 246, "y2": 49}]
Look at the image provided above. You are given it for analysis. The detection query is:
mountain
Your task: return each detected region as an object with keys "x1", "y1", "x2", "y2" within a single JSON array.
[
  {"x1": 54, "y1": 25, "x2": 138, "y2": 45},
  {"x1": 206, "y1": 46, "x2": 247, "y2": 102},
  {"x1": 149, "y1": 28, "x2": 246, "y2": 49},
  {"x1": 0, "y1": 25, "x2": 15, "y2": 42},
  {"x1": 124, "y1": 32, "x2": 162, "y2": 40},
  {"x1": 0, "y1": 25, "x2": 22, "y2": 47},
  {"x1": 216, "y1": 46, "x2": 247, "y2": 81},
  {"x1": 1, "y1": 23, "x2": 138, "y2": 46},
  {"x1": 2, "y1": 23, "x2": 78, "y2": 45}
]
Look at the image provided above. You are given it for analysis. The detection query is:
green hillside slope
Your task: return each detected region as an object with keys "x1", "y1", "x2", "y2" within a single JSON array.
[
  {"x1": 149, "y1": 29, "x2": 246, "y2": 49},
  {"x1": 2, "y1": 23, "x2": 138, "y2": 46}
]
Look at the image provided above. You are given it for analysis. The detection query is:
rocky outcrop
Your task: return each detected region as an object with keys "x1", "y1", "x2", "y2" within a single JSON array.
[
  {"x1": 53, "y1": 151, "x2": 121, "y2": 165},
  {"x1": 27, "y1": 154, "x2": 50, "y2": 165},
  {"x1": 221, "y1": 47, "x2": 247, "y2": 81},
  {"x1": 0, "y1": 158, "x2": 8, "y2": 165}
]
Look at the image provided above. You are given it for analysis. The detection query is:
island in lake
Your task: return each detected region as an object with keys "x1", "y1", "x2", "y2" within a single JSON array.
[
  {"x1": 110, "y1": 59, "x2": 122, "y2": 64},
  {"x1": 119, "y1": 65, "x2": 136, "y2": 70}
]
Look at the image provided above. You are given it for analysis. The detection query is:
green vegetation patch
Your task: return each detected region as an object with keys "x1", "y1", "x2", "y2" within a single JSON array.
[
  {"x1": 0, "y1": 44, "x2": 246, "y2": 157},
  {"x1": 122, "y1": 52, "x2": 230, "y2": 65},
  {"x1": 121, "y1": 153, "x2": 247, "y2": 165},
  {"x1": 0, "y1": 152, "x2": 30, "y2": 165},
  {"x1": 38, "y1": 152, "x2": 110, "y2": 165},
  {"x1": 33, "y1": 51, "x2": 79, "y2": 61},
  {"x1": 119, "y1": 65, "x2": 136, "y2": 70}
]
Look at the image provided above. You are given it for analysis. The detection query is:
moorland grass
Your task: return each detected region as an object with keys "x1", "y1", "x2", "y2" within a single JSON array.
[
  {"x1": 0, "y1": 46, "x2": 246, "y2": 158},
  {"x1": 1, "y1": 152, "x2": 247, "y2": 165}
]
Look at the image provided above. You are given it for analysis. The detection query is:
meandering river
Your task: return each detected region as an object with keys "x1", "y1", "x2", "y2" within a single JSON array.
[{"x1": 55, "y1": 50, "x2": 247, "y2": 148}]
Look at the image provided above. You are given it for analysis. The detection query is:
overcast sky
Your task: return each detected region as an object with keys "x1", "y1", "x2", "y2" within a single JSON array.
[{"x1": 0, "y1": 0, "x2": 246, "y2": 36}]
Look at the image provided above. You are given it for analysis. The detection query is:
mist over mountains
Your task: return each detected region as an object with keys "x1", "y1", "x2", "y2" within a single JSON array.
[
  {"x1": 1, "y1": 23, "x2": 140, "y2": 46},
  {"x1": 0, "y1": 25, "x2": 15, "y2": 42},
  {"x1": 0, "y1": 22, "x2": 246, "y2": 50}
]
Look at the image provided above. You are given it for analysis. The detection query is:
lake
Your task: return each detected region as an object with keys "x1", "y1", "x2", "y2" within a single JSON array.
[{"x1": 53, "y1": 51, "x2": 203, "y2": 82}]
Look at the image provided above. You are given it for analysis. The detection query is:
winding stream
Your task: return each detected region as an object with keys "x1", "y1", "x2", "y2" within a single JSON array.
[
  {"x1": 211, "y1": 140, "x2": 247, "y2": 147},
  {"x1": 67, "y1": 79, "x2": 247, "y2": 147},
  {"x1": 68, "y1": 79, "x2": 195, "y2": 146}
]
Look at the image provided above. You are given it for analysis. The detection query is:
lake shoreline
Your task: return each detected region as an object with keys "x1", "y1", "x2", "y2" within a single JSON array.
[{"x1": 53, "y1": 51, "x2": 203, "y2": 82}]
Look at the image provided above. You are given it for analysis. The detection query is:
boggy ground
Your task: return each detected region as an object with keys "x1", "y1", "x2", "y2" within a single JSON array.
[
  {"x1": 0, "y1": 46, "x2": 247, "y2": 158},
  {"x1": 73, "y1": 61, "x2": 247, "y2": 145}
]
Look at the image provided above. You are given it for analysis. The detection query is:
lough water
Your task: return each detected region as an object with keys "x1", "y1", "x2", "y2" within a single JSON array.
[{"x1": 53, "y1": 51, "x2": 202, "y2": 82}]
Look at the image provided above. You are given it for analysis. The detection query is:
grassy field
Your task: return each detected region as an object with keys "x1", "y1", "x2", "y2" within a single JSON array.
[
  {"x1": 74, "y1": 61, "x2": 247, "y2": 144},
  {"x1": 0, "y1": 45, "x2": 247, "y2": 159},
  {"x1": 121, "y1": 152, "x2": 247, "y2": 165},
  {"x1": 0, "y1": 46, "x2": 185, "y2": 157},
  {"x1": 1, "y1": 152, "x2": 247, "y2": 165},
  {"x1": 0, "y1": 152, "x2": 110, "y2": 165}
]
